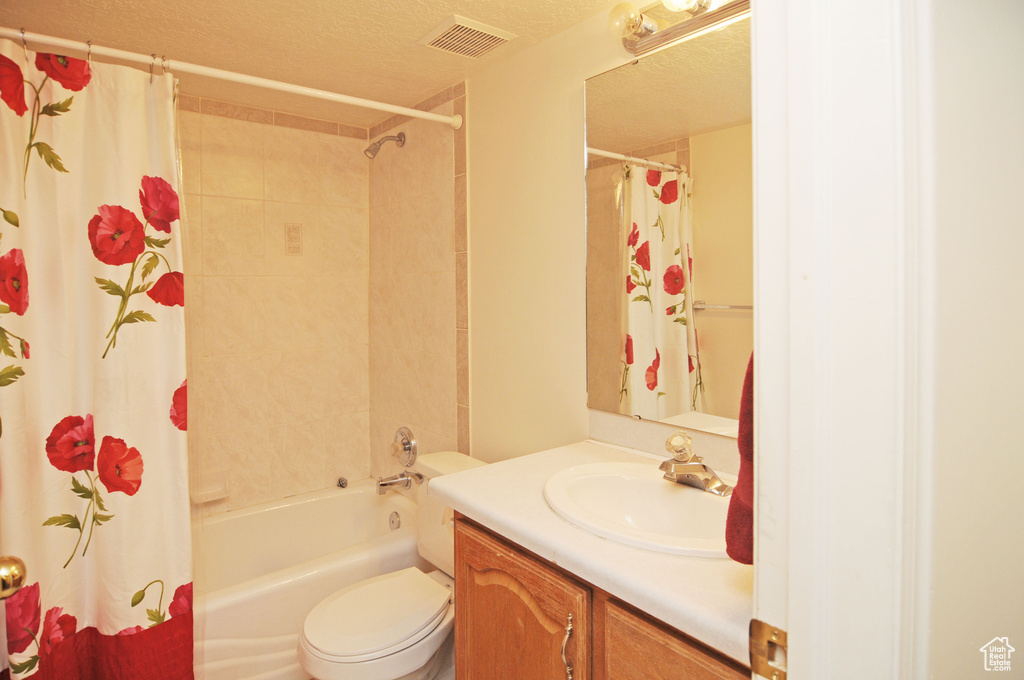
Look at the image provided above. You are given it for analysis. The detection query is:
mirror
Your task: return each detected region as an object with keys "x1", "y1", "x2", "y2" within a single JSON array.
[{"x1": 585, "y1": 16, "x2": 751, "y2": 435}]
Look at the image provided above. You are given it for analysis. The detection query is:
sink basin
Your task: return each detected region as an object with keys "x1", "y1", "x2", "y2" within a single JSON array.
[{"x1": 543, "y1": 462, "x2": 734, "y2": 558}]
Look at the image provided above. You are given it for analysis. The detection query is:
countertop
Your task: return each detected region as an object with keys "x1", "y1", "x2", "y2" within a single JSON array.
[{"x1": 428, "y1": 440, "x2": 754, "y2": 665}]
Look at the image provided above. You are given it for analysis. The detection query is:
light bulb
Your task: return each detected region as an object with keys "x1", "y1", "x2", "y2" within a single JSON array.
[
  {"x1": 662, "y1": 0, "x2": 698, "y2": 11},
  {"x1": 608, "y1": 2, "x2": 642, "y2": 38}
]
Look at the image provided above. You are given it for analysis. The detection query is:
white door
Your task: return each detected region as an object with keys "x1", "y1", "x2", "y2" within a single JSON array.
[
  {"x1": 753, "y1": 1, "x2": 1024, "y2": 679},
  {"x1": 751, "y1": 0, "x2": 925, "y2": 677}
]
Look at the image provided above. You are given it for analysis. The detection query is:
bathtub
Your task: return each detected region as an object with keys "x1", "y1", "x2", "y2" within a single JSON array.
[{"x1": 195, "y1": 480, "x2": 421, "y2": 680}]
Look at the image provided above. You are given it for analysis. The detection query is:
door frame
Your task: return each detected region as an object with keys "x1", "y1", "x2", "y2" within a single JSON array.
[{"x1": 751, "y1": 0, "x2": 932, "y2": 676}]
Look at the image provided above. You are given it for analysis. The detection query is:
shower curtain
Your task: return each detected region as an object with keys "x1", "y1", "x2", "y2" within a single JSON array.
[
  {"x1": 618, "y1": 164, "x2": 701, "y2": 420},
  {"x1": 0, "y1": 42, "x2": 192, "y2": 679}
]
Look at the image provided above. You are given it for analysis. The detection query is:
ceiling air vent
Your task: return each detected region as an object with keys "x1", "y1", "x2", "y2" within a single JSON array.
[{"x1": 419, "y1": 15, "x2": 517, "y2": 59}]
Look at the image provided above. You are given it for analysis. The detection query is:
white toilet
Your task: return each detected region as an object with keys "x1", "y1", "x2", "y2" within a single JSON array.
[{"x1": 298, "y1": 452, "x2": 485, "y2": 680}]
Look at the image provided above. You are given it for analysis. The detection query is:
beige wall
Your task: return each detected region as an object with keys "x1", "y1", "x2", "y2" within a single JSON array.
[
  {"x1": 928, "y1": 1, "x2": 1024, "y2": 674},
  {"x1": 467, "y1": 13, "x2": 630, "y2": 462},
  {"x1": 178, "y1": 103, "x2": 371, "y2": 514},
  {"x1": 368, "y1": 93, "x2": 469, "y2": 479},
  {"x1": 689, "y1": 124, "x2": 753, "y2": 420}
]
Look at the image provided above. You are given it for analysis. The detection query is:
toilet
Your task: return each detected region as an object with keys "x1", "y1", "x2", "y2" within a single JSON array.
[{"x1": 298, "y1": 452, "x2": 485, "y2": 680}]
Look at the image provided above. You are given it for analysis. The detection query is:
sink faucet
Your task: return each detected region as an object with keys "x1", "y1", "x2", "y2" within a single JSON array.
[
  {"x1": 659, "y1": 431, "x2": 733, "y2": 497},
  {"x1": 376, "y1": 471, "x2": 423, "y2": 495}
]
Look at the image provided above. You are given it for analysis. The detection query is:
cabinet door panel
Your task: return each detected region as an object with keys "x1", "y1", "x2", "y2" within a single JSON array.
[
  {"x1": 600, "y1": 599, "x2": 748, "y2": 680},
  {"x1": 455, "y1": 519, "x2": 590, "y2": 680}
]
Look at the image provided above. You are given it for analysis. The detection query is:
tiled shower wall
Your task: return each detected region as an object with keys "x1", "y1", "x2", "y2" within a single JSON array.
[
  {"x1": 177, "y1": 98, "x2": 372, "y2": 514},
  {"x1": 368, "y1": 85, "x2": 469, "y2": 479},
  {"x1": 178, "y1": 86, "x2": 467, "y2": 515}
]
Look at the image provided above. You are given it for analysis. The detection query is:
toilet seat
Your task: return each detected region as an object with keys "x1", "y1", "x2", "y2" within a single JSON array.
[
  {"x1": 302, "y1": 568, "x2": 452, "y2": 663},
  {"x1": 298, "y1": 608, "x2": 454, "y2": 680}
]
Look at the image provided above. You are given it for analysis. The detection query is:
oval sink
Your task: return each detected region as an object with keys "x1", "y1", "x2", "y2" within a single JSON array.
[{"x1": 543, "y1": 462, "x2": 734, "y2": 558}]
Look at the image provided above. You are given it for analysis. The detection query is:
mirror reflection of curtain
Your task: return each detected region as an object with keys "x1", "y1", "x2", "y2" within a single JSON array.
[{"x1": 617, "y1": 164, "x2": 701, "y2": 420}]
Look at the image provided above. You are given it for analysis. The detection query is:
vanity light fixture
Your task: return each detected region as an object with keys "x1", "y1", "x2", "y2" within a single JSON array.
[
  {"x1": 608, "y1": 2, "x2": 660, "y2": 39},
  {"x1": 662, "y1": 0, "x2": 699, "y2": 11},
  {"x1": 661, "y1": 0, "x2": 729, "y2": 14},
  {"x1": 624, "y1": 0, "x2": 750, "y2": 56}
]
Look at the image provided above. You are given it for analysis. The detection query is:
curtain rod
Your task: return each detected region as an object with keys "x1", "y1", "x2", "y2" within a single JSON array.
[
  {"x1": 587, "y1": 146, "x2": 682, "y2": 172},
  {"x1": 0, "y1": 27, "x2": 463, "y2": 130}
]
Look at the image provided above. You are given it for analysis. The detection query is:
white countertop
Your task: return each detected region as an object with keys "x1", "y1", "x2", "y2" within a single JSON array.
[{"x1": 429, "y1": 440, "x2": 754, "y2": 664}]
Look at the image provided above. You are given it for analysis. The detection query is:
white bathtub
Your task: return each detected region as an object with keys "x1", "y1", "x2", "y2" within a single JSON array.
[{"x1": 195, "y1": 480, "x2": 421, "y2": 680}]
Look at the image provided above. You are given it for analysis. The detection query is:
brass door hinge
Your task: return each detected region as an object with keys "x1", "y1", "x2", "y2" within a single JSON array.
[{"x1": 750, "y1": 619, "x2": 788, "y2": 680}]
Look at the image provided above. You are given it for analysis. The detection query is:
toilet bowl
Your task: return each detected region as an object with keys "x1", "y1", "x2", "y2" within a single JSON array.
[{"x1": 298, "y1": 452, "x2": 485, "y2": 680}]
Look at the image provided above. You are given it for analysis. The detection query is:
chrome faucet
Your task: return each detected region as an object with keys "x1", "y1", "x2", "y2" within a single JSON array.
[
  {"x1": 659, "y1": 431, "x2": 733, "y2": 497},
  {"x1": 376, "y1": 471, "x2": 423, "y2": 495}
]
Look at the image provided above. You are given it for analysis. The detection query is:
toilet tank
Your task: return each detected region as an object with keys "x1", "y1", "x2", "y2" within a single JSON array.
[{"x1": 414, "y1": 452, "x2": 486, "y2": 576}]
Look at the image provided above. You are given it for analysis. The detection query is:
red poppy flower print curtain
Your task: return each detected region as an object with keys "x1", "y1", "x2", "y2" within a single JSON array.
[
  {"x1": 618, "y1": 165, "x2": 701, "y2": 420},
  {"x1": 0, "y1": 42, "x2": 192, "y2": 679}
]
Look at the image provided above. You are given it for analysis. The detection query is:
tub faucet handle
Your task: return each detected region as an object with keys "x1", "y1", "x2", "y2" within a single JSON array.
[{"x1": 392, "y1": 427, "x2": 418, "y2": 467}]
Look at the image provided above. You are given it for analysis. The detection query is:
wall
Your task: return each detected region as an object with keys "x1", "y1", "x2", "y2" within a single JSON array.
[
  {"x1": 689, "y1": 124, "x2": 752, "y2": 420},
  {"x1": 177, "y1": 98, "x2": 371, "y2": 514},
  {"x1": 468, "y1": 12, "x2": 632, "y2": 463},
  {"x1": 926, "y1": 0, "x2": 1024, "y2": 674},
  {"x1": 368, "y1": 87, "x2": 469, "y2": 478}
]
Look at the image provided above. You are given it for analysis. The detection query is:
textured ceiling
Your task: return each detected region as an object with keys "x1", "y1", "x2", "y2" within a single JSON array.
[
  {"x1": 585, "y1": 17, "x2": 750, "y2": 153},
  {"x1": 0, "y1": 0, "x2": 617, "y2": 128}
]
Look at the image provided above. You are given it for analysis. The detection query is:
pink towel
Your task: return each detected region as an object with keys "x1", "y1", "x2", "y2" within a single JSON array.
[{"x1": 726, "y1": 354, "x2": 754, "y2": 565}]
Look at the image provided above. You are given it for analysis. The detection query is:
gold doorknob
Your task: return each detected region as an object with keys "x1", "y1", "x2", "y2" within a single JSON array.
[{"x1": 0, "y1": 556, "x2": 27, "y2": 600}]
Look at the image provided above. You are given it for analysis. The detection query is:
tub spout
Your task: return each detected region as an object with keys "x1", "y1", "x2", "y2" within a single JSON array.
[{"x1": 376, "y1": 471, "x2": 423, "y2": 495}]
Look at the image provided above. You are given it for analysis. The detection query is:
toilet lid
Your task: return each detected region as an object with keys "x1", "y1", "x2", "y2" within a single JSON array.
[{"x1": 303, "y1": 568, "x2": 452, "y2": 661}]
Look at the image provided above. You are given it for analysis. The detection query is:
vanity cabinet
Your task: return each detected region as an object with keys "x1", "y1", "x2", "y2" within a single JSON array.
[
  {"x1": 595, "y1": 595, "x2": 748, "y2": 680},
  {"x1": 454, "y1": 516, "x2": 749, "y2": 680},
  {"x1": 454, "y1": 518, "x2": 591, "y2": 680}
]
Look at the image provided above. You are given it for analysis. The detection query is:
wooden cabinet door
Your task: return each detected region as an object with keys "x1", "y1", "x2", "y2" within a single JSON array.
[
  {"x1": 596, "y1": 596, "x2": 749, "y2": 680},
  {"x1": 455, "y1": 518, "x2": 590, "y2": 680}
]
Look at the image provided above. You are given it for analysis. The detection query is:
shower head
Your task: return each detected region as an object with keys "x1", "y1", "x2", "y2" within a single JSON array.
[{"x1": 364, "y1": 132, "x2": 406, "y2": 159}]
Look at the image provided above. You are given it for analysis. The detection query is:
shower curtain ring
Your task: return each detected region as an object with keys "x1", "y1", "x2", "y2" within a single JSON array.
[
  {"x1": 150, "y1": 53, "x2": 156, "y2": 83},
  {"x1": 161, "y1": 55, "x2": 169, "y2": 75},
  {"x1": 20, "y1": 28, "x2": 27, "y2": 60},
  {"x1": 87, "y1": 41, "x2": 92, "y2": 65}
]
